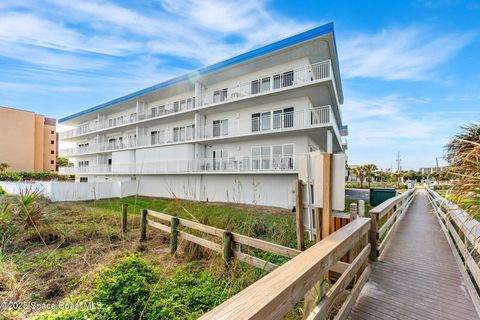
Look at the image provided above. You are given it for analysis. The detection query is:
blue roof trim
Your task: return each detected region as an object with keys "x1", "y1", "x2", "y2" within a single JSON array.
[{"x1": 59, "y1": 22, "x2": 335, "y2": 123}]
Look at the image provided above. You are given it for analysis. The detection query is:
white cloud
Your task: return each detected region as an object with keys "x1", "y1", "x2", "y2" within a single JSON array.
[{"x1": 339, "y1": 28, "x2": 474, "y2": 81}]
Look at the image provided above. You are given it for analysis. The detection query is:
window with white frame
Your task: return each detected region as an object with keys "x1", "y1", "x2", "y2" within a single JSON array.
[
  {"x1": 186, "y1": 124, "x2": 195, "y2": 140},
  {"x1": 151, "y1": 130, "x2": 164, "y2": 145},
  {"x1": 213, "y1": 88, "x2": 228, "y2": 103},
  {"x1": 252, "y1": 143, "x2": 294, "y2": 170},
  {"x1": 212, "y1": 119, "x2": 228, "y2": 137},
  {"x1": 78, "y1": 160, "x2": 89, "y2": 167},
  {"x1": 173, "y1": 125, "x2": 194, "y2": 142},
  {"x1": 252, "y1": 107, "x2": 294, "y2": 132},
  {"x1": 79, "y1": 177, "x2": 88, "y2": 183},
  {"x1": 251, "y1": 77, "x2": 271, "y2": 95}
]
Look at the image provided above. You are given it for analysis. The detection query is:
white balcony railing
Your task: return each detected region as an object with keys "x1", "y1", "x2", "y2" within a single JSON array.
[
  {"x1": 59, "y1": 155, "x2": 297, "y2": 175},
  {"x1": 60, "y1": 60, "x2": 332, "y2": 140},
  {"x1": 59, "y1": 106, "x2": 333, "y2": 157},
  {"x1": 200, "y1": 60, "x2": 330, "y2": 106}
]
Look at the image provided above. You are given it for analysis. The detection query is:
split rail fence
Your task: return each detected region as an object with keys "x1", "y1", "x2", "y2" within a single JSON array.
[{"x1": 140, "y1": 209, "x2": 301, "y2": 271}]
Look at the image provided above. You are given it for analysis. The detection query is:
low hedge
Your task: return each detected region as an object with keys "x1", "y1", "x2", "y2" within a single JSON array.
[{"x1": 0, "y1": 171, "x2": 74, "y2": 181}]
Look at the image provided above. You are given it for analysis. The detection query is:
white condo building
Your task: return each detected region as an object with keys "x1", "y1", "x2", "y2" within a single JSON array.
[{"x1": 59, "y1": 23, "x2": 347, "y2": 209}]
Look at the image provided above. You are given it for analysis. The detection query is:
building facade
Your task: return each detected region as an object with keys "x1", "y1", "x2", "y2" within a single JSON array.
[
  {"x1": 419, "y1": 166, "x2": 449, "y2": 175},
  {"x1": 0, "y1": 106, "x2": 57, "y2": 172},
  {"x1": 59, "y1": 23, "x2": 347, "y2": 209}
]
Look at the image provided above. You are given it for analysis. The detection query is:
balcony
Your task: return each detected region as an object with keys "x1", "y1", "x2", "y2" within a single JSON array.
[
  {"x1": 59, "y1": 105, "x2": 336, "y2": 157},
  {"x1": 59, "y1": 155, "x2": 297, "y2": 175},
  {"x1": 59, "y1": 60, "x2": 332, "y2": 140}
]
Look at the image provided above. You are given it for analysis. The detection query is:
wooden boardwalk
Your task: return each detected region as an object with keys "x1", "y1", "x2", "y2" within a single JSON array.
[{"x1": 349, "y1": 190, "x2": 479, "y2": 320}]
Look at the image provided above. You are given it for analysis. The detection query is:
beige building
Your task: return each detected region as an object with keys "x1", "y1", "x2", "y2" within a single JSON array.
[{"x1": 0, "y1": 106, "x2": 57, "y2": 172}]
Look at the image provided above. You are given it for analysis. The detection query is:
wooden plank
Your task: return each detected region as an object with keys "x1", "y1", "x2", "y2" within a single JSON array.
[
  {"x1": 231, "y1": 233, "x2": 301, "y2": 259},
  {"x1": 146, "y1": 209, "x2": 172, "y2": 222},
  {"x1": 314, "y1": 207, "x2": 321, "y2": 242},
  {"x1": 198, "y1": 218, "x2": 371, "y2": 320},
  {"x1": 234, "y1": 250, "x2": 278, "y2": 272},
  {"x1": 178, "y1": 217, "x2": 225, "y2": 237},
  {"x1": 306, "y1": 244, "x2": 370, "y2": 320},
  {"x1": 334, "y1": 265, "x2": 371, "y2": 320},
  {"x1": 178, "y1": 230, "x2": 222, "y2": 253},
  {"x1": 296, "y1": 179, "x2": 305, "y2": 250},
  {"x1": 322, "y1": 153, "x2": 332, "y2": 237},
  {"x1": 147, "y1": 219, "x2": 171, "y2": 233}
]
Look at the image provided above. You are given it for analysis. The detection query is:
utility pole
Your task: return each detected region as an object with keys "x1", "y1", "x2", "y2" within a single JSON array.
[{"x1": 395, "y1": 151, "x2": 402, "y2": 173}]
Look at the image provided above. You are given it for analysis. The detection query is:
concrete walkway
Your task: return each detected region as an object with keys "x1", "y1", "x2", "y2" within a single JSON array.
[{"x1": 348, "y1": 190, "x2": 479, "y2": 320}]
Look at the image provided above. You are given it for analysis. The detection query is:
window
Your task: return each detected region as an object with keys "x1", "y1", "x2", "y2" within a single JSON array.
[
  {"x1": 273, "y1": 70, "x2": 294, "y2": 89},
  {"x1": 186, "y1": 124, "x2": 195, "y2": 140},
  {"x1": 261, "y1": 112, "x2": 271, "y2": 130},
  {"x1": 212, "y1": 119, "x2": 228, "y2": 137},
  {"x1": 283, "y1": 70, "x2": 294, "y2": 87},
  {"x1": 251, "y1": 113, "x2": 260, "y2": 132},
  {"x1": 186, "y1": 98, "x2": 193, "y2": 109},
  {"x1": 51, "y1": 130, "x2": 54, "y2": 134},
  {"x1": 251, "y1": 80, "x2": 260, "y2": 95},
  {"x1": 273, "y1": 107, "x2": 294, "y2": 129},
  {"x1": 151, "y1": 131, "x2": 164, "y2": 145},
  {"x1": 80, "y1": 177, "x2": 88, "y2": 183},
  {"x1": 173, "y1": 101, "x2": 179, "y2": 112},
  {"x1": 180, "y1": 100, "x2": 186, "y2": 111},
  {"x1": 50, "y1": 160, "x2": 54, "y2": 164},
  {"x1": 50, "y1": 140, "x2": 54, "y2": 144},
  {"x1": 151, "y1": 107, "x2": 158, "y2": 118},
  {"x1": 212, "y1": 149, "x2": 229, "y2": 170},
  {"x1": 173, "y1": 126, "x2": 185, "y2": 142},
  {"x1": 213, "y1": 88, "x2": 228, "y2": 103},
  {"x1": 50, "y1": 150, "x2": 54, "y2": 154},
  {"x1": 252, "y1": 144, "x2": 294, "y2": 170},
  {"x1": 78, "y1": 160, "x2": 89, "y2": 167},
  {"x1": 108, "y1": 118, "x2": 115, "y2": 127},
  {"x1": 78, "y1": 142, "x2": 89, "y2": 149},
  {"x1": 130, "y1": 113, "x2": 137, "y2": 122},
  {"x1": 273, "y1": 74, "x2": 281, "y2": 89}
]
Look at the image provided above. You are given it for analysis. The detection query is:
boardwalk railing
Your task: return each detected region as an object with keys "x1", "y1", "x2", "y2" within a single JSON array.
[
  {"x1": 199, "y1": 218, "x2": 371, "y2": 320},
  {"x1": 368, "y1": 188, "x2": 416, "y2": 261},
  {"x1": 140, "y1": 209, "x2": 301, "y2": 271},
  {"x1": 426, "y1": 188, "x2": 480, "y2": 308}
]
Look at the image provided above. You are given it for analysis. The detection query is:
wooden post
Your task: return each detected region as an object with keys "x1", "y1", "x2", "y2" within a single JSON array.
[
  {"x1": 350, "y1": 203, "x2": 358, "y2": 221},
  {"x1": 322, "y1": 153, "x2": 332, "y2": 238},
  {"x1": 223, "y1": 231, "x2": 233, "y2": 263},
  {"x1": 358, "y1": 200, "x2": 365, "y2": 217},
  {"x1": 121, "y1": 203, "x2": 128, "y2": 233},
  {"x1": 314, "y1": 207, "x2": 322, "y2": 242},
  {"x1": 295, "y1": 179, "x2": 305, "y2": 250},
  {"x1": 369, "y1": 212, "x2": 378, "y2": 261},
  {"x1": 140, "y1": 209, "x2": 147, "y2": 241},
  {"x1": 170, "y1": 216, "x2": 179, "y2": 254}
]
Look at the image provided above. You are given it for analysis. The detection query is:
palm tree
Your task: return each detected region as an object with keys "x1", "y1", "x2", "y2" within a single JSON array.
[
  {"x1": 352, "y1": 166, "x2": 366, "y2": 188},
  {"x1": 363, "y1": 164, "x2": 378, "y2": 188},
  {"x1": 0, "y1": 162, "x2": 9, "y2": 172},
  {"x1": 446, "y1": 124, "x2": 480, "y2": 220}
]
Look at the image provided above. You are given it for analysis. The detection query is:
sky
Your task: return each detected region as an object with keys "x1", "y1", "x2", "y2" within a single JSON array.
[{"x1": 0, "y1": 0, "x2": 479, "y2": 170}]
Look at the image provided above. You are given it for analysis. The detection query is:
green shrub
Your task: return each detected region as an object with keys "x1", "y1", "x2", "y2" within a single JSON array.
[
  {"x1": 94, "y1": 254, "x2": 157, "y2": 320},
  {"x1": 0, "y1": 172, "x2": 74, "y2": 181},
  {"x1": 0, "y1": 172, "x2": 22, "y2": 181},
  {"x1": 144, "y1": 266, "x2": 229, "y2": 320},
  {"x1": 0, "y1": 186, "x2": 5, "y2": 195}
]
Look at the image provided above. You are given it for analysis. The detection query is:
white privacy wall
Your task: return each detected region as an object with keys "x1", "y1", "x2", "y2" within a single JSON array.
[{"x1": 0, "y1": 181, "x2": 139, "y2": 202}]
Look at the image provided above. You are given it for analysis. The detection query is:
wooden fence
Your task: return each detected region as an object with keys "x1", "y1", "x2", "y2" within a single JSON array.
[
  {"x1": 198, "y1": 217, "x2": 371, "y2": 320},
  {"x1": 368, "y1": 188, "x2": 416, "y2": 261},
  {"x1": 140, "y1": 209, "x2": 301, "y2": 271},
  {"x1": 426, "y1": 188, "x2": 480, "y2": 309}
]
